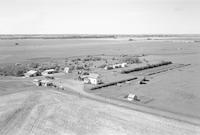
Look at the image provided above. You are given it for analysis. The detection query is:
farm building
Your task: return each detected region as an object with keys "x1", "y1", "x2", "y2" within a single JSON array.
[
  {"x1": 112, "y1": 63, "x2": 128, "y2": 69},
  {"x1": 24, "y1": 70, "x2": 40, "y2": 77},
  {"x1": 113, "y1": 64, "x2": 122, "y2": 69},
  {"x1": 104, "y1": 63, "x2": 127, "y2": 70},
  {"x1": 64, "y1": 67, "x2": 73, "y2": 73},
  {"x1": 40, "y1": 80, "x2": 53, "y2": 87},
  {"x1": 42, "y1": 69, "x2": 56, "y2": 76},
  {"x1": 104, "y1": 65, "x2": 113, "y2": 70},
  {"x1": 126, "y1": 94, "x2": 138, "y2": 101},
  {"x1": 121, "y1": 63, "x2": 128, "y2": 67},
  {"x1": 80, "y1": 73, "x2": 102, "y2": 85},
  {"x1": 83, "y1": 77, "x2": 90, "y2": 84},
  {"x1": 33, "y1": 79, "x2": 42, "y2": 86},
  {"x1": 87, "y1": 73, "x2": 101, "y2": 85}
]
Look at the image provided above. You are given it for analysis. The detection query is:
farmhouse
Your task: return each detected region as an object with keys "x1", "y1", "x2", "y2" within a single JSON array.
[
  {"x1": 24, "y1": 70, "x2": 40, "y2": 77},
  {"x1": 42, "y1": 69, "x2": 56, "y2": 76},
  {"x1": 88, "y1": 73, "x2": 101, "y2": 85},
  {"x1": 80, "y1": 73, "x2": 102, "y2": 85}
]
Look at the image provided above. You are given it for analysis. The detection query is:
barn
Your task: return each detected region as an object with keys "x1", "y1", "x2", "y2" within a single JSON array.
[
  {"x1": 24, "y1": 70, "x2": 40, "y2": 77},
  {"x1": 42, "y1": 69, "x2": 56, "y2": 76}
]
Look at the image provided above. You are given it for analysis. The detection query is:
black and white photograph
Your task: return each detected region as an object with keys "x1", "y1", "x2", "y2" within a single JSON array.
[{"x1": 0, "y1": 0, "x2": 200, "y2": 134}]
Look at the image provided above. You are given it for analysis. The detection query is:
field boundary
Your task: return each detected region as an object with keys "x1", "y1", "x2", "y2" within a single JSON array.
[{"x1": 90, "y1": 77, "x2": 137, "y2": 90}]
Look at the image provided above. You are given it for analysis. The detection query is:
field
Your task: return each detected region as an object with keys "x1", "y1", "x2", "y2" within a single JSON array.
[
  {"x1": 0, "y1": 36, "x2": 200, "y2": 134},
  {"x1": 1, "y1": 38, "x2": 199, "y2": 64},
  {"x1": 1, "y1": 89, "x2": 200, "y2": 135}
]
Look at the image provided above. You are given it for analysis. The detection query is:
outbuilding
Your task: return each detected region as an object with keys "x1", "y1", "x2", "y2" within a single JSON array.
[
  {"x1": 64, "y1": 67, "x2": 73, "y2": 73},
  {"x1": 126, "y1": 94, "x2": 138, "y2": 101},
  {"x1": 87, "y1": 73, "x2": 102, "y2": 85},
  {"x1": 121, "y1": 63, "x2": 128, "y2": 68},
  {"x1": 24, "y1": 70, "x2": 40, "y2": 77},
  {"x1": 80, "y1": 73, "x2": 102, "y2": 85},
  {"x1": 104, "y1": 65, "x2": 113, "y2": 70},
  {"x1": 40, "y1": 80, "x2": 53, "y2": 87},
  {"x1": 112, "y1": 63, "x2": 127, "y2": 69},
  {"x1": 33, "y1": 79, "x2": 42, "y2": 86},
  {"x1": 112, "y1": 64, "x2": 122, "y2": 69},
  {"x1": 83, "y1": 77, "x2": 90, "y2": 84},
  {"x1": 42, "y1": 69, "x2": 56, "y2": 76}
]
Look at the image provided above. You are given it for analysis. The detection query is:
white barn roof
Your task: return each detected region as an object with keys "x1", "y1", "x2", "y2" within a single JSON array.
[
  {"x1": 26, "y1": 70, "x2": 38, "y2": 75},
  {"x1": 44, "y1": 69, "x2": 55, "y2": 72},
  {"x1": 88, "y1": 73, "x2": 99, "y2": 79}
]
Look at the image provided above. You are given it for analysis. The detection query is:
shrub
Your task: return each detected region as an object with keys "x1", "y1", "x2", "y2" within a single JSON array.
[
  {"x1": 129, "y1": 38, "x2": 134, "y2": 41},
  {"x1": 92, "y1": 56, "x2": 101, "y2": 61},
  {"x1": 0, "y1": 64, "x2": 28, "y2": 76},
  {"x1": 38, "y1": 63, "x2": 60, "y2": 71},
  {"x1": 83, "y1": 58, "x2": 90, "y2": 62},
  {"x1": 98, "y1": 64, "x2": 106, "y2": 68},
  {"x1": 112, "y1": 57, "x2": 116, "y2": 60},
  {"x1": 71, "y1": 58, "x2": 81, "y2": 62},
  {"x1": 121, "y1": 57, "x2": 141, "y2": 64},
  {"x1": 15, "y1": 69, "x2": 25, "y2": 76},
  {"x1": 82, "y1": 56, "x2": 101, "y2": 62},
  {"x1": 29, "y1": 62, "x2": 40, "y2": 68},
  {"x1": 75, "y1": 65, "x2": 84, "y2": 70}
]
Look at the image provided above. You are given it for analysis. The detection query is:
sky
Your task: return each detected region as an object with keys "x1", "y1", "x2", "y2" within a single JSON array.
[{"x1": 0, "y1": 0, "x2": 200, "y2": 34}]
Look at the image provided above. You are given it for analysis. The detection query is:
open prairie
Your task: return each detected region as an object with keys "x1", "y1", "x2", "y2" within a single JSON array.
[
  {"x1": 0, "y1": 37, "x2": 200, "y2": 134},
  {"x1": 0, "y1": 38, "x2": 199, "y2": 64}
]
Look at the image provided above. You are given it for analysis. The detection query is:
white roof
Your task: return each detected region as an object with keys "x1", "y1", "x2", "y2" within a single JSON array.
[
  {"x1": 80, "y1": 75, "x2": 88, "y2": 78},
  {"x1": 40, "y1": 80, "x2": 51, "y2": 83},
  {"x1": 114, "y1": 63, "x2": 127, "y2": 66},
  {"x1": 128, "y1": 94, "x2": 136, "y2": 98},
  {"x1": 105, "y1": 65, "x2": 113, "y2": 68},
  {"x1": 26, "y1": 70, "x2": 38, "y2": 75},
  {"x1": 42, "y1": 69, "x2": 56, "y2": 74},
  {"x1": 127, "y1": 94, "x2": 137, "y2": 101},
  {"x1": 44, "y1": 69, "x2": 55, "y2": 72},
  {"x1": 88, "y1": 73, "x2": 99, "y2": 79},
  {"x1": 33, "y1": 79, "x2": 40, "y2": 82},
  {"x1": 81, "y1": 73, "x2": 100, "y2": 79}
]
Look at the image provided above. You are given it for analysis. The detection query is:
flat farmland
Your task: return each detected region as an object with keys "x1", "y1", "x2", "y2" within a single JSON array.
[
  {"x1": 0, "y1": 38, "x2": 199, "y2": 64},
  {"x1": 0, "y1": 90, "x2": 200, "y2": 135},
  {"x1": 0, "y1": 38, "x2": 200, "y2": 134}
]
